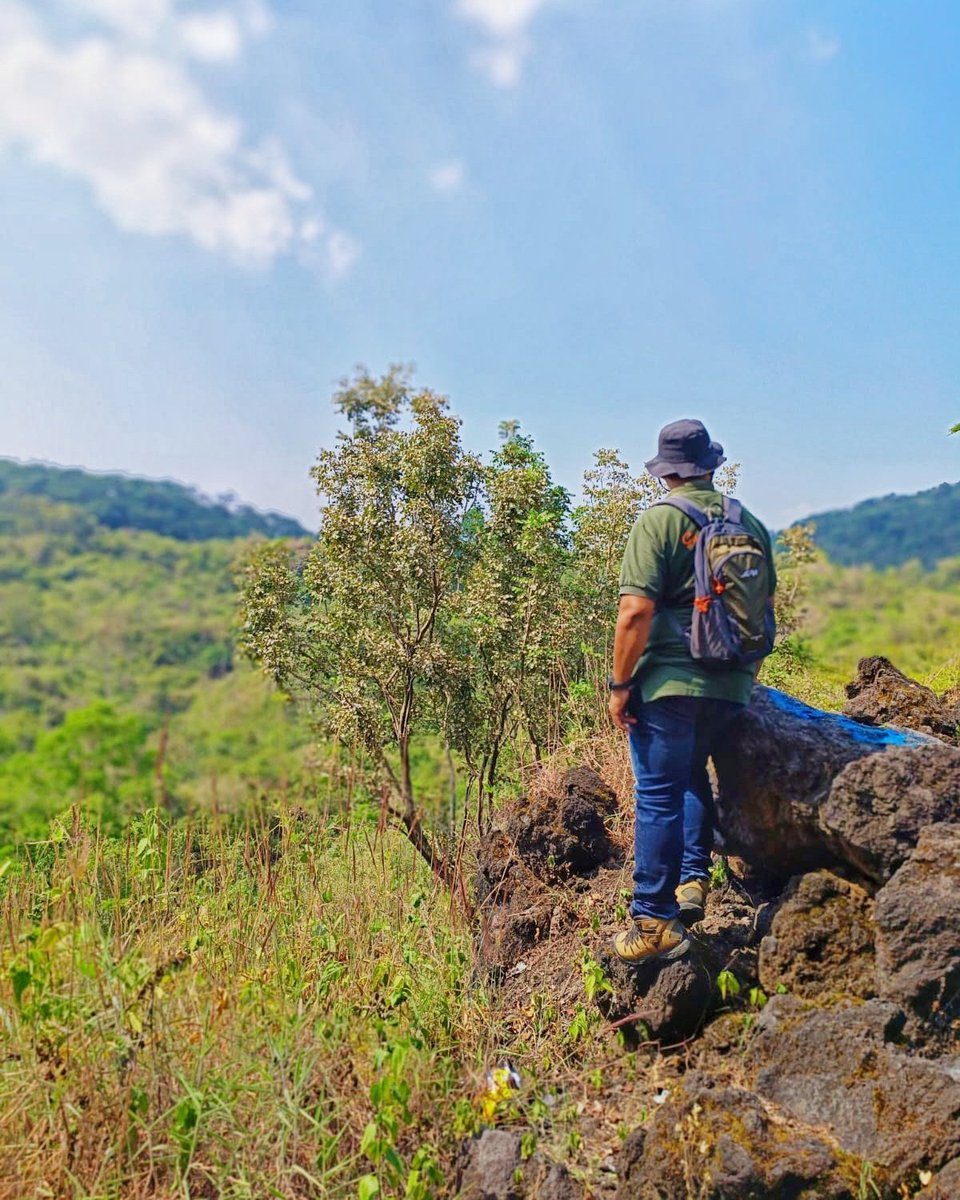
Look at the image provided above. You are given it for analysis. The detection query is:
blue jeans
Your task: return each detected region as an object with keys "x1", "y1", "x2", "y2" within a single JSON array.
[{"x1": 627, "y1": 694, "x2": 744, "y2": 921}]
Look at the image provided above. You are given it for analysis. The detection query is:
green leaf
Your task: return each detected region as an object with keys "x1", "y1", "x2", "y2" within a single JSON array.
[
  {"x1": 357, "y1": 1175, "x2": 380, "y2": 1200},
  {"x1": 10, "y1": 965, "x2": 31, "y2": 1006}
]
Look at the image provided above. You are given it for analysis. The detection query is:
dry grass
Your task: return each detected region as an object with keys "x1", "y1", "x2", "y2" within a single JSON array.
[{"x1": 0, "y1": 806, "x2": 488, "y2": 1199}]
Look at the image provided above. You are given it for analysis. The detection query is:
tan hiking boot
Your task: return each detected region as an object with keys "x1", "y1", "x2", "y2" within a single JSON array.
[
  {"x1": 676, "y1": 878, "x2": 709, "y2": 926},
  {"x1": 612, "y1": 916, "x2": 690, "y2": 965}
]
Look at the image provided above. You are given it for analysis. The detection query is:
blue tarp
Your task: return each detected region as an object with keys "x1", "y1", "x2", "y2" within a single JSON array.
[{"x1": 761, "y1": 687, "x2": 931, "y2": 749}]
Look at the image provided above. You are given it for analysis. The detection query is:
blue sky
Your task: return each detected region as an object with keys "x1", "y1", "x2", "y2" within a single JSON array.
[{"x1": 0, "y1": 0, "x2": 957, "y2": 530}]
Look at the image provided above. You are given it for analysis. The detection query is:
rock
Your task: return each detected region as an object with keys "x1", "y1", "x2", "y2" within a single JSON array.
[
  {"x1": 819, "y1": 743, "x2": 960, "y2": 882},
  {"x1": 616, "y1": 1072, "x2": 848, "y2": 1200},
  {"x1": 456, "y1": 1132, "x2": 584, "y2": 1200},
  {"x1": 599, "y1": 939, "x2": 720, "y2": 1044},
  {"x1": 456, "y1": 1130, "x2": 523, "y2": 1199},
  {"x1": 748, "y1": 996, "x2": 960, "y2": 1179},
  {"x1": 529, "y1": 1162, "x2": 582, "y2": 1200},
  {"x1": 843, "y1": 656, "x2": 958, "y2": 743},
  {"x1": 875, "y1": 825, "x2": 960, "y2": 1034},
  {"x1": 758, "y1": 870, "x2": 875, "y2": 1000},
  {"x1": 927, "y1": 1157, "x2": 960, "y2": 1199},
  {"x1": 713, "y1": 685, "x2": 933, "y2": 878},
  {"x1": 501, "y1": 767, "x2": 617, "y2": 883}
]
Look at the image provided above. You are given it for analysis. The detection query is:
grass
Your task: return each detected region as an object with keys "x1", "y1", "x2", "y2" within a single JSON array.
[{"x1": 0, "y1": 805, "x2": 487, "y2": 1199}]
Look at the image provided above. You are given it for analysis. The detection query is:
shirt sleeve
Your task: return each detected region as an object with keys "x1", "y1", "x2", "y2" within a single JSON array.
[{"x1": 619, "y1": 511, "x2": 668, "y2": 599}]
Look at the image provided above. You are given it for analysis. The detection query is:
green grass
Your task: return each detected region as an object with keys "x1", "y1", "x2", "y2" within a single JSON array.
[
  {"x1": 802, "y1": 555, "x2": 960, "y2": 692},
  {"x1": 0, "y1": 806, "x2": 487, "y2": 1198}
]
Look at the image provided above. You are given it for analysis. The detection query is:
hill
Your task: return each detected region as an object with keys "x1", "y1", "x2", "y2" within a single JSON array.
[
  {"x1": 0, "y1": 458, "x2": 311, "y2": 542},
  {"x1": 798, "y1": 479, "x2": 960, "y2": 569},
  {"x1": 0, "y1": 490, "x2": 317, "y2": 846}
]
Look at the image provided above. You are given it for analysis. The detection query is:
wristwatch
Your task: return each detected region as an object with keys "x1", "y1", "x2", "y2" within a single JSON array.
[{"x1": 607, "y1": 674, "x2": 635, "y2": 691}]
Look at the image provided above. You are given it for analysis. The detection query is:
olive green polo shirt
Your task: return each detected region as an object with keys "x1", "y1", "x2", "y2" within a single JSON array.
[{"x1": 618, "y1": 481, "x2": 777, "y2": 704}]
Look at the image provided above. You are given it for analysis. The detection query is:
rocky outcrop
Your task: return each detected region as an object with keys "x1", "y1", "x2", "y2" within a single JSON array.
[
  {"x1": 819, "y1": 742, "x2": 960, "y2": 881},
  {"x1": 748, "y1": 997, "x2": 960, "y2": 1179},
  {"x1": 471, "y1": 662, "x2": 960, "y2": 1198},
  {"x1": 758, "y1": 870, "x2": 875, "y2": 1000},
  {"x1": 714, "y1": 685, "x2": 960, "y2": 881},
  {"x1": 616, "y1": 1073, "x2": 849, "y2": 1200},
  {"x1": 874, "y1": 824, "x2": 960, "y2": 1037},
  {"x1": 712, "y1": 686, "x2": 935, "y2": 876},
  {"x1": 843, "y1": 655, "x2": 959, "y2": 743}
]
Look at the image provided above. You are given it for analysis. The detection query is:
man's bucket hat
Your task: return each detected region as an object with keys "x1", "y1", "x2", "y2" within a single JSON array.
[{"x1": 645, "y1": 418, "x2": 726, "y2": 479}]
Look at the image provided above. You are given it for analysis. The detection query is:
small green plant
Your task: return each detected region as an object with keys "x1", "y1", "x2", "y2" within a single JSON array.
[
  {"x1": 708, "y1": 856, "x2": 729, "y2": 888},
  {"x1": 748, "y1": 986, "x2": 767, "y2": 1010},
  {"x1": 581, "y1": 952, "x2": 615, "y2": 1003},
  {"x1": 716, "y1": 969, "x2": 741, "y2": 1002}
]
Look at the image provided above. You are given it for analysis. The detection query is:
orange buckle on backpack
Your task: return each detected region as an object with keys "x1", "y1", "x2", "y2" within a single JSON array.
[
  {"x1": 694, "y1": 596, "x2": 712, "y2": 613},
  {"x1": 712, "y1": 579, "x2": 726, "y2": 595},
  {"x1": 681, "y1": 530, "x2": 698, "y2": 550}
]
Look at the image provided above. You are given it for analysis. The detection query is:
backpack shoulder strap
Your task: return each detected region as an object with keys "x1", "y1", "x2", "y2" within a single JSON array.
[
  {"x1": 722, "y1": 497, "x2": 744, "y2": 524},
  {"x1": 655, "y1": 494, "x2": 709, "y2": 528}
]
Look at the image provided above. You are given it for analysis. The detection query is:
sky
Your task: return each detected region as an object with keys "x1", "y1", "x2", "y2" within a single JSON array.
[{"x1": 0, "y1": 0, "x2": 958, "y2": 531}]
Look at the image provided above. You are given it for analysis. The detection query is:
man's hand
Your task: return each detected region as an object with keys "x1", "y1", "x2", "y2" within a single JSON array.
[{"x1": 608, "y1": 687, "x2": 637, "y2": 732}]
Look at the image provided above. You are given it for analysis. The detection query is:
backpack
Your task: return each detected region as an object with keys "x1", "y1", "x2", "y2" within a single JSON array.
[{"x1": 655, "y1": 494, "x2": 776, "y2": 668}]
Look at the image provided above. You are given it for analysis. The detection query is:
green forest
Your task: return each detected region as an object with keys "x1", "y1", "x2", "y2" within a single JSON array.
[
  {"x1": 797, "y1": 478, "x2": 960, "y2": 569},
  {"x1": 0, "y1": 377, "x2": 958, "y2": 1198}
]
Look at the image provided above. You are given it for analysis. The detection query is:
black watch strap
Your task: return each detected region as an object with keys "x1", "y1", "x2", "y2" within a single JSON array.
[{"x1": 608, "y1": 675, "x2": 635, "y2": 692}]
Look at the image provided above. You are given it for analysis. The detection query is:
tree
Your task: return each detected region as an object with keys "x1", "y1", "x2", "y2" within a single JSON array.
[
  {"x1": 238, "y1": 368, "x2": 481, "y2": 879},
  {"x1": 443, "y1": 430, "x2": 574, "y2": 819},
  {"x1": 951, "y1": 423, "x2": 960, "y2": 435}
]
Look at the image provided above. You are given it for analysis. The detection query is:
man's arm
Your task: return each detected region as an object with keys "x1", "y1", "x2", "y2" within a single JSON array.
[{"x1": 608, "y1": 594, "x2": 656, "y2": 732}]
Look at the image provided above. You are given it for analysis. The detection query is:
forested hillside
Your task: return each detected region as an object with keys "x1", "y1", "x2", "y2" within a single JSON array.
[
  {"x1": 0, "y1": 488, "x2": 315, "y2": 847},
  {"x1": 798, "y1": 479, "x2": 960, "y2": 568},
  {"x1": 0, "y1": 458, "x2": 310, "y2": 541}
]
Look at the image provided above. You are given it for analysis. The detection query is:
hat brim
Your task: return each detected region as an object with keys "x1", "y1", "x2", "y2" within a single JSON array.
[{"x1": 644, "y1": 443, "x2": 726, "y2": 479}]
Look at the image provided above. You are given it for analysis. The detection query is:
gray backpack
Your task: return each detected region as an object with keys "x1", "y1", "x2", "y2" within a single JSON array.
[{"x1": 656, "y1": 494, "x2": 776, "y2": 668}]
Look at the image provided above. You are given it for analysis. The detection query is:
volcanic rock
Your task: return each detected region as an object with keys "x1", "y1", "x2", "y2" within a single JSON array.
[
  {"x1": 819, "y1": 742, "x2": 960, "y2": 882},
  {"x1": 758, "y1": 870, "x2": 875, "y2": 1001},
  {"x1": 713, "y1": 686, "x2": 933, "y2": 878},
  {"x1": 748, "y1": 996, "x2": 960, "y2": 1178},
  {"x1": 616, "y1": 1072, "x2": 848, "y2": 1200},
  {"x1": 874, "y1": 824, "x2": 960, "y2": 1037},
  {"x1": 843, "y1": 655, "x2": 958, "y2": 743},
  {"x1": 599, "y1": 939, "x2": 720, "y2": 1044},
  {"x1": 501, "y1": 767, "x2": 617, "y2": 882}
]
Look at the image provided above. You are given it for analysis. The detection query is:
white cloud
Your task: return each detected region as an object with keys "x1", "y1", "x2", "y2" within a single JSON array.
[
  {"x1": 429, "y1": 159, "x2": 466, "y2": 194},
  {"x1": 805, "y1": 28, "x2": 841, "y2": 63},
  {"x1": 176, "y1": 12, "x2": 244, "y2": 63},
  {"x1": 455, "y1": 0, "x2": 552, "y2": 87},
  {"x1": 0, "y1": 1, "x2": 356, "y2": 271}
]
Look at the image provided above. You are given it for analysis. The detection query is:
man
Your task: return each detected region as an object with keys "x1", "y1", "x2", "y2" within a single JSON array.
[{"x1": 608, "y1": 419, "x2": 776, "y2": 964}]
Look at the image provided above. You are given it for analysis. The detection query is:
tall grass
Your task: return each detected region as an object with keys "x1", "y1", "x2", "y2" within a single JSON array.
[{"x1": 0, "y1": 806, "x2": 487, "y2": 1199}]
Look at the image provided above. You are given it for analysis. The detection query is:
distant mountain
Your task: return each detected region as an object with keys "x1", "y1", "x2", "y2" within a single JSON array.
[
  {"x1": 798, "y1": 480, "x2": 960, "y2": 569},
  {"x1": 0, "y1": 459, "x2": 310, "y2": 542}
]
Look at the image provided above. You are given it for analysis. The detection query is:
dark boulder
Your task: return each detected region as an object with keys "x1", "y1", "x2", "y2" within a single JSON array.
[
  {"x1": 819, "y1": 742, "x2": 960, "y2": 882},
  {"x1": 599, "y1": 939, "x2": 720, "y2": 1044},
  {"x1": 748, "y1": 996, "x2": 960, "y2": 1179},
  {"x1": 713, "y1": 686, "x2": 933, "y2": 878},
  {"x1": 758, "y1": 870, "x2": 875, "y2": 1001},
  {"x1": 874, "y1": 824, "x2": 960, "y2": 1037},
  {"x1": 843, "y1": 655, "x2": 958, "y2": 743},
  {"x1": 501, "y1": 767, "x2": 617, "y2": 882},
  {"x1": 616, "y1": 1072, "x2": 849, "y2": 1200}
]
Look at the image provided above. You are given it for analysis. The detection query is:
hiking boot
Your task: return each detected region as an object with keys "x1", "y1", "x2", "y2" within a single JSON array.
[
  {"x1": 612, "y1": 916, "x2": 690, "y2": 965},
  {"x1": 676, "y1": 878, "x2": 709, "y2": 927}
]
